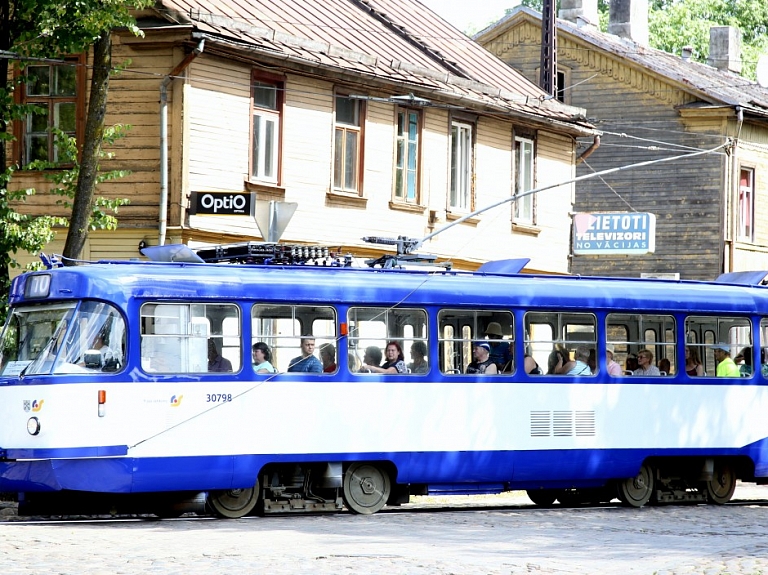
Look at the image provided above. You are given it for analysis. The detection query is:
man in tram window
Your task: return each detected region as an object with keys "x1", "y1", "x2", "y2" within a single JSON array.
[
  {"x1": 484, "y1": 322, "x2": 511, "y2": 371},
  {"x1": 208, "y1": 340, "x2": 233, "y2": 372},
  {"x1": 713, "y1": 344, "x2": 741, "y2": 377},
  {"x1": 288, "y1": 336, "x2": 323, "y2": 373},
  {"x1": 466, "y1": 342, "x2": 498, "y2": 375}
]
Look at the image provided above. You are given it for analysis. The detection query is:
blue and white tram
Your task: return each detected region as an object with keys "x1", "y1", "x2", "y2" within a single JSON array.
[{"x1": 1, "y1": 245, "x2": 768, "y2": 517}]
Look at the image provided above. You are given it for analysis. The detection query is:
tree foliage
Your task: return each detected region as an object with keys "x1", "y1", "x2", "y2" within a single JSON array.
[
  {"x1": 648, "y1": 0, "x2": 768, "y2": 78},
  {"x1": 517, "y1": 0, "x2": 767, "y2": 78},
  {"x1": 0, "y1": 0, "x2": 150, "y2": 318}
]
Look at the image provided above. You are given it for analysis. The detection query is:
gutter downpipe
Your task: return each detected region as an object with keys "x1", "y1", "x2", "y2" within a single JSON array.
[
  {"x1": 576, "y1": 135, "x2": 600, "y2": 165},
  {"x1": 728, "y1": 106, "x2": 743, "y2": 273},
  {"x1": 158, "y1": 39, "x2": 205, "y2": 246}
]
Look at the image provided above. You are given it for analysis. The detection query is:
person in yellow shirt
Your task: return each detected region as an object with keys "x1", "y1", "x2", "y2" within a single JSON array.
[{"x1": 713, "y1": 344, "x2": 741, "y2": 377}]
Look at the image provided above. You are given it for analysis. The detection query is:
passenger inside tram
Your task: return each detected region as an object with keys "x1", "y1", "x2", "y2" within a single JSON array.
[
  {"x1": 466, "y1": 342, "x2": 498, "y2": 375},
  {"x1": 363, "y1": 341, "x2": 407, "y2": 374},
  {"x1": 408, "y1": 340, "x2": 429, "y2": 374},
  {"x1": 319, "y1": 343, "x2": 337, "y2": 373},
  {"x1": 252, "y1": 342, "x2": 278, "y2": 374},
  {"x1": 359, "y1": 346, "x2": 382, "y2": 373}
]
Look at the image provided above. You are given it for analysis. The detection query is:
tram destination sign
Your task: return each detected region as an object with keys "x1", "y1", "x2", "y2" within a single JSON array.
[
  {"x1": 572, "y1": 212, "x2": 656, "y2": 255},
  {"x1": 189, "y1": 191, "x2": 255, "y2": 216}
]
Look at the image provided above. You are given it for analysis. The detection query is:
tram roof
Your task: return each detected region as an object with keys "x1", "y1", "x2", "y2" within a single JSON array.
[{"x1": 11, "y1": 260, "x2": 768, "y2": 315}]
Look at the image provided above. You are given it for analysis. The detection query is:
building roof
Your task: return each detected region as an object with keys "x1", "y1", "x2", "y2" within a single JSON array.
[
  {"x1": 476, "y1": 6, "x2": 768, "y2": 119},
  {"x1": 150, "y1": 0, "x2": 595, "y2": 133}
]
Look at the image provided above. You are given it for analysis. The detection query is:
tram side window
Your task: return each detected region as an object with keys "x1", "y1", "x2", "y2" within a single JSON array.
[
  {"x1": 348, "y1": 307, "x2": 428, "y2": 374},
  {"x1": 438, "y1": 310, "x2": 514, "y2": 375},
  {"x1": 606, "y1": 314, "x2": 676, "y2": 376},
  {"x1": 252, "y1": 304, "x2": 336, "y2": 373},
  {"x1": 525, "y1": 311, "x2": 595, "y2": 375},
  {"x1": 760, "y1": 319, "x2": 768, "y2": 378},
  {"x1": 141, "y1": 303, "x2": 241, "y2": 373},
  {"x1": 686, "y1": 316, "x2": 751, "y2": 377}
]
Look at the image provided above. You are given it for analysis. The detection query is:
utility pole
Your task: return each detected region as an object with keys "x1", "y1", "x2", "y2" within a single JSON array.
[{"x1": 539, "y1": 0, "x2": 557, "y2": 97}]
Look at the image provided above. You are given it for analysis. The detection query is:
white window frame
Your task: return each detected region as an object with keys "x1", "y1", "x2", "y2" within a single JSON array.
[
  {"x1": 449, "y1": 121, "x2": 473, "y2": 211},
  {"x1": 333, "y1": 95, "x2": 362, "y2": 194},
  {"x1": 251, "y1": 79, "x2": 281, "y2": 184},
  {"x1": 394, "y1": 108, "x2": 420, "y2": 203},
  {"x1": 514, "y1": 136, "x2": 535, "y2": 224}
]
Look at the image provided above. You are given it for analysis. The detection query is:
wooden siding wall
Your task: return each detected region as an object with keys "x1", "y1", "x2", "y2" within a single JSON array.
[
  {"x1": 181, "y1": 55, "x2": 577, "y2": 270},
  {"x1": 484, "y1": 20, "x2": 737, "y2": 280},
  {"x1": 11, "y1": 228, "x2": 158, "y2": 279},
  {"x1": 9, "y1": 36, "x2": 581, "y2": 274},
  {"x1": 9, "y1": 40, "x2": 180, "y2": 268}
]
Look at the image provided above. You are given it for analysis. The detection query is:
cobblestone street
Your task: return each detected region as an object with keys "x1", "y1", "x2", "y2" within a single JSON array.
[{"x1": 2, "y1": 484, "x2": 768, "y2": 574}]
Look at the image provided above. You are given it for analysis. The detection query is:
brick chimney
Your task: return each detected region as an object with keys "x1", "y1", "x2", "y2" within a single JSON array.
[
  {"x1": 608, "y1": 0, "x2": 649, "y2": 46},
  {"x1": 708, "y1": 26, "x2": 742, "y2": 74},
  {"x1": 559, "y1": 0, "x2": 599, "y2": 26}
]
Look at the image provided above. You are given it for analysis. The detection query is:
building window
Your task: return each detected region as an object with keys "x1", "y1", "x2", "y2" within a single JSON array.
[
  {"x1": 738, "y1": 167, "x2": 755, "y2": 242},
  {"x1": 449, "y1": 121, "x2": 473, "y2": 211},
  {"x1": 20, "y1": 59, "x2": 83, "y2": 166},
  {"x1": 556, "y1": 70, "x2": 566, "y2": 103},
  {"x1": 251, "y1": 74, "x2": 283, "y2": 184},
  {"x1": 333, "y1": 96, "x2": 363, "y2": 194},
  {"x1": 394, "y1": 108, "x2": 420, "y2": 203},
  {"x1": 514, "y1": 136, "x2": 535, "y2": 224}
]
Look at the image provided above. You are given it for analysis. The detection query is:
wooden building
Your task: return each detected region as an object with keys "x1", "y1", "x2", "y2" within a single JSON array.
[
  {"x1": 10, "y1": 0, "x2": 596, "y2": 274},
  {"x1": 476, "y1": 0, "x2": 768, "y2": 280}
]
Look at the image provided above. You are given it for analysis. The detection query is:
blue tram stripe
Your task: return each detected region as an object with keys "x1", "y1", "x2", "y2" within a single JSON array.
[{"x1": 2, "y1": 438, "x2": 768, "y2": 493}]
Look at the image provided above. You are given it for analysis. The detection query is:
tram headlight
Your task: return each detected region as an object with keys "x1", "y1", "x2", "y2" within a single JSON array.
[{"x1": 26, "y1": 417, "x2": 41, "y2": 436}]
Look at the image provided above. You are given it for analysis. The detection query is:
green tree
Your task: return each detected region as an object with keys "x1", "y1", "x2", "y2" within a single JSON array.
[
  {"x1": 649, "y1": 0, "x2": 768, "y2": 78},
  {"x1": 10, "y1": 0, "x2": 151, "y2": 263},
  {"x1": 0, "y1": 0, "x2": 150, "y2": 317},
  {"x1": 518, "y1": 0, "x2": 767, "y2": 78}
]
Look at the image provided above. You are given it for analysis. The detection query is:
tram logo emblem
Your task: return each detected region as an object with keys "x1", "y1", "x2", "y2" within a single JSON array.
[
  {"x1": 23, "y1": 399, "x2": 43, "y2": 412},
  {"x1": 170, "y1": 395, "x2": 183, "y2": 407}
]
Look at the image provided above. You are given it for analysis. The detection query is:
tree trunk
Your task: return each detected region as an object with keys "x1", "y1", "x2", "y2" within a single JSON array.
[{"x1": 62, "y1": 31, "x2": 112, "y2": 264}]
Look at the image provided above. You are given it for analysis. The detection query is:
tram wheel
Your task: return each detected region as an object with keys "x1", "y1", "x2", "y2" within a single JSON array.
[
  {"x1": 342, "y1": 462, "x2": 391, "y2": 514},
  {"x1": 526, "y1": 489, "x2": 557, "y2": 507},
  {"x1": 208, "y1": 480, "x2": 260, "y2": 518},
  {"x1": 617, "y1": 463, "x2": 654, "y2": 508},
  {"x1": 705, "y1": 463, "x2": 736, "y2": 505}
]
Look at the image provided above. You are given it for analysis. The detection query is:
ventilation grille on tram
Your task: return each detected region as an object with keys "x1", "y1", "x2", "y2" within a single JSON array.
[{"x1": 530, "y1": 410, "x2": 596, "y2": 437}]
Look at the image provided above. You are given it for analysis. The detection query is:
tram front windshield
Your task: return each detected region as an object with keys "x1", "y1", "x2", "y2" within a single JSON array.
[{"x1": 0, "y1": 301, "x2": 125, "y2": 377}]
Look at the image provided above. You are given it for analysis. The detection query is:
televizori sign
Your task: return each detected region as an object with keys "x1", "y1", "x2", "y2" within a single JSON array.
[
  {"x1": 572, "y1": 212, "x2": 656, "y2": 255},
  {"x1": 189, "y1": 191, "x2": 254, "y2": 216}
]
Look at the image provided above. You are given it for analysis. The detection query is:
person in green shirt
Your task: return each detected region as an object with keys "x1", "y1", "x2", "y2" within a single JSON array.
[{"x1": 714, "y1": 344, "x2": 741, "y2": 377}]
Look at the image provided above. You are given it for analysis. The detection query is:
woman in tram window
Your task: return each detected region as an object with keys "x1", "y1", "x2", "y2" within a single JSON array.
[
  {"x1": 319, "y1": 343, "x2": 337, "y2": 373},
  {"x1": 684, "y1": 346, "x2": 704, "y2": 376},
  {"x1": 408, "y1": 340, "x2": 429, "y2": 374},
  {"x1": 363, "y1": 341, "x2": 407, "y2": 374},
  {"x1": 252, "y1": 342, "x2": 277, "y2": 374}
]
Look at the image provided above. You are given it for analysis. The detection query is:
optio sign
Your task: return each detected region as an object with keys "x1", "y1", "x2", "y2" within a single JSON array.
[{"x1": 189, "y1": 191, "x2": 254, "y2": 216}]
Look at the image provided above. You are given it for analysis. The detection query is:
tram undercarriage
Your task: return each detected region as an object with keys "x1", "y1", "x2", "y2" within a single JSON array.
[
  {"x1": 205, "y1": 461, "x2": 406, "y2": 518},
  {"x1": 526, "y1": 457, "x2": 743, "y2": 508}
]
